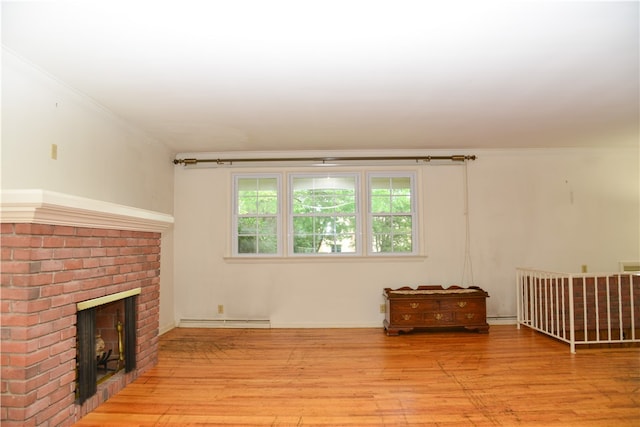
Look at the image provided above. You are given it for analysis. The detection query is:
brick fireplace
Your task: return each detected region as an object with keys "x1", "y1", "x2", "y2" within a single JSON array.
[{"x1": 0, "y1": 190, "x2": 173, "y2": 427}]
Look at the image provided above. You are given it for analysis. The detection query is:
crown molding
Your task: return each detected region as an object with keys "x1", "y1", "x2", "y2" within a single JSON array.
[{"x1": 0, "y1": 189, "x2": 174, "y2": 233}]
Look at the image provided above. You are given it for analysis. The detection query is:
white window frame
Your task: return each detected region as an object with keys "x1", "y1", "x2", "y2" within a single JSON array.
[
  {"x1": 288, "y1": 173, "x2": 361, "y2": 257},
  {"x1": 367, "y1": 172, "x2": 418, "y2": 256},
  {"x1": 230, "y1": 170, "x2": 421, "y2": 258},
  {"x1": 232, "y1": 174, "x2": 282, "y2": 257}
]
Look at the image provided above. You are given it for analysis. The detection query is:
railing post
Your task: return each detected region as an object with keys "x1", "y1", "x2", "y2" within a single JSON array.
[{"x1": 568, "y1": 274, "x2": 576, "y2": 354}]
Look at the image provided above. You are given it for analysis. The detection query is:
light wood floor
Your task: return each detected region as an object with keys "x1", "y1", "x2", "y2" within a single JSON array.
[{"x1": 74, "y1": 325, "x2": 640, "y2": 426}]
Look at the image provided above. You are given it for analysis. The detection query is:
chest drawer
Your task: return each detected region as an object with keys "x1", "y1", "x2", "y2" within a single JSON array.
[
  {"x1": 439, "y1": 299, "x2": 484, "y2": 312},
  {"x1": 454, "y1": 310, "x2": 483, "y2": 324},
  {"x1": 390, "y1": 300, "x2": 439, "y2": 312},
  {"x1": 423, "y1": 311, "x2": 455, "y2": 325},
  {"x1": 390, "y1": 311, "x2": 424, "y2": 324}
]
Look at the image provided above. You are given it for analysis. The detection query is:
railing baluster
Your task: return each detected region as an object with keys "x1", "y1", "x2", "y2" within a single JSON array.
[
  {"x1": 561, "y1": 276, "x2": 566, "y2": 339},
  {"x1": 554, "y1": 277, "x2": 560, "y2": 335},
  {"x1": 616, "y1": 274, "x2": 623, "y2": 341},
  {"x1": 532, "y1": 271, "x2": 538, "y2": 329},
  {"x1": 569, "y1": 274, "x2": 575, "y2": 353},
  {"x1": 582, "y1": 276, "x2": 588, "y2": 343},
  {"x1": 544, "y1": 275, "x2": 549, "y2": 332},
  {"x1": 606, "y1": 276, "x2": 612, "y2": 341},
  {"x1": 631, "y1": 275, "x2": 636, "y2": 340},
  {"x1": 595, "y1": 277, "x2": 600, "y2": 342}
]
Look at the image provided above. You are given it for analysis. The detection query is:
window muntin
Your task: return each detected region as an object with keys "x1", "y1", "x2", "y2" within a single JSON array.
[
  {"x1": 368, "y1": 174, "x2": 416, "y2": 254},
  {"x1": 290, "y1": 174, "x2": 359, "y2": 255},
  {"x1": 233, "y1": 175, "x2": 280, "y2": 255}
]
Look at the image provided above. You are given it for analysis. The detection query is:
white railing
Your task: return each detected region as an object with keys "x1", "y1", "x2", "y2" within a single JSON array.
[{"x1": 516, "y1": 268, "x2": 639, "y2": 353}]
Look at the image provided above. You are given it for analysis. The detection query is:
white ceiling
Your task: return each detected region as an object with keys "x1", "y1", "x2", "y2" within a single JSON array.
[{"x1": 2, "y1": 1, "x2": 638, "y2": 154}]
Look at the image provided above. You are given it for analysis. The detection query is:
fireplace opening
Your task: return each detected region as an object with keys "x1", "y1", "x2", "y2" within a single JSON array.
[
  {"x1": 95, "y1": 299, "x2": 124, "y2": 382},
  {"x1": 76, "y1": 288, "x2": 140, "y2": 404}
]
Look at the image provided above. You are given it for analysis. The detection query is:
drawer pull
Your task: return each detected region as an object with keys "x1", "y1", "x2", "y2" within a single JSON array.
[
  {"x1": 402, "y1": 314, "x2": 412, "y2": 320},
  {"x1": 410, "y1": 303, "x2": 420, "y2": 309},
  {"x1": 457, "y1": 301, "x2": 467, "y2": 308},
  {"x1": 466, "y1": 313, "x2": 475, "y2": 319},
  {"x1": 434, "y1": 313, "x2": 443, "y2": 320}
]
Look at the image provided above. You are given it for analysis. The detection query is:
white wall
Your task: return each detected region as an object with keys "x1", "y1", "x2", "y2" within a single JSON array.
[
  {"x1": 4, "y1": 47, "x2": 638, "y2": 331},
  {"x1": 173, "y1": 148, "x2": 639, "y2": 327},
  {"x1": 1, "y1": 49, "x2": 176, "y2": 333}
]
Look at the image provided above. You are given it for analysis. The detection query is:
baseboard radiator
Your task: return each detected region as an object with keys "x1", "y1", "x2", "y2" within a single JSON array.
[
  {"x1": 179, "y1": 319, "x2": 271, "y2": 328},
  {"x1": 516, "y1": 268, "x2": 640, "y2": 353}
]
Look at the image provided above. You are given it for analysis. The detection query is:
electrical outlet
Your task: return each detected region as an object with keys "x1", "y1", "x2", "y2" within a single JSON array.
[
  {"x1": 51, "y1": 144, "x2": 58, "y2": 160},
  {"x1": 379, "y1": 304, "x2": 386, "y2": 313},
  {"x1": 581, "y1": 264, "x2": 588, "y2": 273},
  {"x1": 217, "y1": 304, "x2": 224, "y2": 314}
]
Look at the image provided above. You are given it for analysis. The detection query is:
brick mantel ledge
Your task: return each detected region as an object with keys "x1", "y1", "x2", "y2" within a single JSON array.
[{"x1": 0, "y1": 189, "x2": 174, "y2": 232}]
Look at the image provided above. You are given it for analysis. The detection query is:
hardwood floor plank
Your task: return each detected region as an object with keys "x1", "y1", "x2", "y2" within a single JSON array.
[{"x1": 73, "y1": 326, "x2": 640, "y2": 426}]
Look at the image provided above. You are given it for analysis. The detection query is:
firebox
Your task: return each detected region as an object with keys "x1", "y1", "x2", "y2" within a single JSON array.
[{"x1": 76, "y1": 288, "x2": 140, "y2": 404}]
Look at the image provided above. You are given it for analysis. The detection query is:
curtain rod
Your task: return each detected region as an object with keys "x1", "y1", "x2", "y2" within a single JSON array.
[{"x1": 173, "y1": 155, "x2": 477, "y2": 165}]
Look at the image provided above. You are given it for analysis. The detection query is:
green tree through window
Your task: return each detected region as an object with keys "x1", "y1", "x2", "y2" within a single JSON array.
[
  {"x1": 370, "y1": 175, "x2": 414, "y2": 253},
  {"x1": 291, "y1": 175, "x2": 357, "y2": 254},
  {"x1": 235, "y1": 176, "x2": 279, "y2": 254}
]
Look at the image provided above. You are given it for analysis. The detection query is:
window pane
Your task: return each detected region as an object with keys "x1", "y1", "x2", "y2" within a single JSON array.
[
  {"x1": 238, "y1": 217, "x2": 256, "y2": 234},
  {"x1": 371, "y1": 233, "x2": 392, "y2": 253},
  {"x1": 391, "y1": 177, "x2": 411, "y2": 192},
  {"x1": 391, "y1": 195, "x2": 411, "y2": 213},
  {"x1": 238, "y1": 177, "x2": 278, "y2": 192},
  {"x1": 372, "y1": 216, "x2": 392, "y2": 232},
  {"x1": 368, "y1": 173, "x2": 416, "y2": 255},
  {"x1": 393, "y1": 215, "x2": 412, "y2": 232},
  {"x1": 293, "y1": 217, "x2": 312, "y2": 234},
  {"x1": 238, "y1": 236, "x2": 257, "y2": 253},
  {"x1": 257, "y1": 217, "x2": 277, "y2": 234},
  {"x1": 238, "y1": 177, "x2": 278, "y2": 215},
  {"x1": 392, "y1": 234, "x2": 412, "y2": 252},
  {"x1": 370, "y1": 177, "x2": 390, "y2": 190},
  {"x1": 237, "y1": 195, "x2": 257, "y2": 215},
  {"x1": 257, "y1": 196, "x2": 278, "y2": 215},
  {"x1": 371, "y1": 195, "x2": 391, "y2": 213},
  {"x1": 293, "y1": 235, "x2": 317, "y2": 253},
  {"x1": 257, "y1": 236, "x2": 278, "y2": 254},
  {"x1": 291, "y1": 174, "x2": 358, "y2": 255},
  {"x1": 371, "y1": 232, "x2": 412, "y2": 253},
  {"x1": 235, "y1": 175, "x2": 280, "y2": 255}
]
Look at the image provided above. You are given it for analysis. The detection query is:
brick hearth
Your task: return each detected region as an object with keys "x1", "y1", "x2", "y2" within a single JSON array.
[{"x1": 1, "y1": 223, "x2": 162, "y2": 426}]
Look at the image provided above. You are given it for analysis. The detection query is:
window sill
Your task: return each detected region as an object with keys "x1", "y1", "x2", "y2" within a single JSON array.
[{"x1": 223, "y1": 255, "x2": 428, "y2": 263}]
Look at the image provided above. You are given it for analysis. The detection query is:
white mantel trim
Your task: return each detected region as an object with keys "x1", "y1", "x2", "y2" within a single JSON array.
[{"x1": 0, "y1": 189, "x2": 174, "y2": 232}]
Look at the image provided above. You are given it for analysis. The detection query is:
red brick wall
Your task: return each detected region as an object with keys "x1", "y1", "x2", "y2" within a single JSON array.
[{"x1": 1, "y1": 223, "x2": 162, "y2": 427}]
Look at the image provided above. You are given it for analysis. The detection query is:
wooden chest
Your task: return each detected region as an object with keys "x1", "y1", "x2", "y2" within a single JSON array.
[{"x1": 383, "y1": 285, "x2": 489, "y2": 336}]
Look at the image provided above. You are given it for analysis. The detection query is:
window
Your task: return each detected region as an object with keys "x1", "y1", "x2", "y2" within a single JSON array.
[
  {"x1": 290, "y1": 174, "x2": 359, "y2": 255},
  {"x1": 368, "y1": 173, "x2": 417, "y2": 254},
  {"x1": 232, "y1": 171, "x2": 418, "y2": 257},
  {"x1": 233, "y1": 175, "x2": 281, "y2": 255}
]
